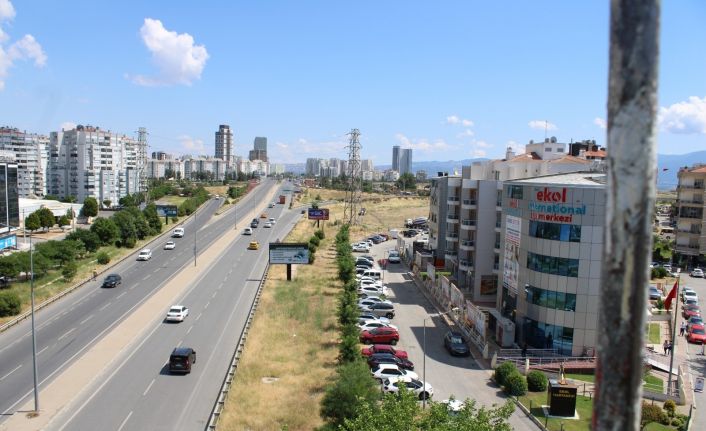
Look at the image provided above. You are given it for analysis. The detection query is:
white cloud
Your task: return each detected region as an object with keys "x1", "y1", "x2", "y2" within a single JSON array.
[
  {"x1": 528, "y1": 120, "x2": 558, "y2": 131},
  {"x1": 0, "y1": 1, "x2": 46, "y2": 90},
  {"x1": 462, "y1": 119, "x2": 473, "y2": 127},
  {"x1": 60, "y1": 121, "x2": 76, "y2": 131},
  {"x1": 471, "y1": 149, "x2": 487, "y2": 158},
  {"x1": 129, "y1": 18, "x2": 209, "y2": 86},
  {"x1": 506, "y1": 140, "x2": 523, "y2": 154},
  {"x1": 593, "y1": 117, "x2": 606, "y2": 129},
  {"x1": 473, "y1": 140, "x2": 491, "y2": 148},
  {"x1": 658, "y1": 96, "x2": 706, "y2": 135},
  {"x1": 395, "y1": 133, "x2": 451, "y2": 152},
  {"x1": 178, "y1": 135, "x2": 205, "y2": 153},
  {"x1": 446, "y1": 115, "x2": 474, "y2": 127},
  {"x1": 456, "y1": 129, "x2": 474, "y2": 138}
]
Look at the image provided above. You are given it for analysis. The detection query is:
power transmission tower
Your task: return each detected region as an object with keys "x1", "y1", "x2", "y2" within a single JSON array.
[{"x1": 343, "y1": 128, "x2": 362, "y2": 225}]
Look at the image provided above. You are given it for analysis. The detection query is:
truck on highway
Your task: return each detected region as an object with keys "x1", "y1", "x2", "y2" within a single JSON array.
[{"x1": 279, "y1": 195, "x2": 286, "y2": 204}]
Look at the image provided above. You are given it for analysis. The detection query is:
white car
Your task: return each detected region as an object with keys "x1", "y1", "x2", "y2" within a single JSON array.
[
  {"x1": 243, "y1": 227, "x2": 253, "y2": 235},
  {"x1": 172, "y1": 227, "x2": 185, "y2": 238},
  {"x1": 359, "y1": 278, "x2": 384, "y2": 288},
  {"x1": 359, "y1": 285, "x2": 388, "y2": 296},
  {"x1": 358, "y1": 320, "x2": 398, "y2": 332},
  {"x1": 358, "y1": 298, "x2": 392, "y2": 308},
  {"x1": 371, "y1": 363, "x2": 418, "y2": 383},
  {"x1": 683, "y1": 289, "x2": 698, "y2": 303},
  {"x1": 264, "y1": 221, "x2": 273, "y2": 228},
  {"x1": 691, "y1": 268, "x2": 704, "y2": 278},
  {"x1": 382, "y1": 376, "x2": 433, "y2": 400},
  {"x1": 388, "y1": 251, "x2": 401, "y2": 263},
  {"x1": 358, "y1": 313, "x2": 391, "y2": 325},
  {"x1": 165, "y1": 305, "x2": 189, "y2": 322},
  {"x1": 269, "y1": 217, "x2": 276, "y2": 225},
  {"x1": 352, "y1": 243, "x2": 370, "y2": 253},
  {"x1": 137, "y1": 249, "x2": 152, "y2": 261},
  {"x1": 164, "y1": 241, "x2": 176, "y2": 250},
  {"x1": 269, "y1": 202, "x2": 276, "y2": 208}
]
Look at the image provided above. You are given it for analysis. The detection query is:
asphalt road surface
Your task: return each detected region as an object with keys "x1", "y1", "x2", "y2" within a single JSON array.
[{"x1": 0, "y1": 179, "x2": 283, "y2": 425}]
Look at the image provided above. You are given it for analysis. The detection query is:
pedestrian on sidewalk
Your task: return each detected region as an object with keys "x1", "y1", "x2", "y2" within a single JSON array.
[
  {"x1": 663, "y1": 339, "x2": 669, "y2": 355},
  {"x1": 93, "y1": 269, "x2": 97, "y2": 281},
  {"x1": 668, "y1": 342, "x2": 673, "y2": 355},
  {"x1": 680, "y1": 321, "x2": 686, "y2": 336}
]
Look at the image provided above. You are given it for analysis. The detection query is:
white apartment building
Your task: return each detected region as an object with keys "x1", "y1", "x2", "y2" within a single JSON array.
[
  {"x1": 236, "y1": 158, "x2": 269, "y2": 177},
  {"x1": 48, "y1": 125, "x2": 146, "y2": 204},
  {"x1": 183, "y1": 157, "x2": 228, "y2": 180},
  {"x1": 675, "y1": 165, "x2": 706, "y2": 264},
  {"x1": 148, "y1": 159, "x2": 185, "y2": 179},
  {"x1": 215, "y1": 125, "x2": 234, "y2": 166},
  {"x1": 0, "y1": 127, "x2": 50, "y2": 197}
]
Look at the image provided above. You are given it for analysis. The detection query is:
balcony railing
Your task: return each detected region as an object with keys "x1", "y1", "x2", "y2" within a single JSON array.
[
  {"x1": 461, "y1": 240, "x2": 475, "y2": 247},
  {"x1": 462, "y1": 199, "x2": 477, "y2": 206},
  {"x1": 459, "y1": 260, "x2": 470, "y2": 269},
  {"x1": 461, "y1": 219, "x2": 476, "y2": 226}
]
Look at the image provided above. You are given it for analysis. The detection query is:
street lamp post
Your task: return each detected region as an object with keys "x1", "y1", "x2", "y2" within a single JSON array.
[
  {"x1": 422, "y1": 307, "x2": 459, "y2": 410},
  {"x1": 29, "y1": 230, "x2": 39, "y2": 412}
]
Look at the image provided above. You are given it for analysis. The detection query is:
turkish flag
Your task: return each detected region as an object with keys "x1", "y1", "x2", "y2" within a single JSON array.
[{"x1": 664, "y1": 281, "x2": 678, "y2": 311}]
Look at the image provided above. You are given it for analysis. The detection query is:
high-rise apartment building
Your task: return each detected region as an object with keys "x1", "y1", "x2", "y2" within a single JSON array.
[
  {"x1": 215, "y1": 125, "x2": 234, "y2": 165},
  {"x1": 0, "y1": 127, "x2": 49, "y2": 198},
  {"x1": 400, "y1": 148, "x2": 413, "y2": 175},
  {"x1": 675, "y1": 165, "x2": 706, "y2": 265},
  {"x1": 0, "y1": 161, "x2": 19, "y2": 251},
  {"x1": 392, "y1": 146, "x2": 401, "y2": 172},
  {"x1": 254, "y1": 137, "x2": 267, "y2": 152},
  {"x1": 249, "y1": 136, "x2": 268, "y2": 162},
  {"x1": 48, "y1": 125, "x2": 146, "y2": 204},
  {"x1": 361, "y1": 159, "x2": 374, "y2": 172}
]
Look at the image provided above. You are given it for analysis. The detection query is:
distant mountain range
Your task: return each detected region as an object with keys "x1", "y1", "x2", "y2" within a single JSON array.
[{"x1": 283, "y1": 151, "x2": 706, "y2": 190}]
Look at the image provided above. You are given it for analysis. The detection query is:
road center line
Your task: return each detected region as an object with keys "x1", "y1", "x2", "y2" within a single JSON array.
[
  {"x1": 80, "y1": 314, "x2": 94, "y2": 325},
  {"x1": 204, "y1": 301, "x2": 210, "y2": 309},
  {"x1": 142, "y1": 274, "x2": 150, "y2": 281},
  {"x1": 99, "y1": 302, "x2": 112, "y2": 311},
  {"x1": 211, "y1": 291, "x2": 217, "y2": 299},
  {"x1": 186, "y1": 326, "x2": 193, "y2": 335},
  {"x1": 116, "y1": 292, "x2": 127, "y2": 299},
  {"x1": 58, "y1": 328, "x2": 76, "y2": 341},
  {"x1": 117, "y1": 411, "x2": 133, "y2": 431},
  {"x1": 0, "y1": 364, "x2": 22, "y2": 381},
  {"x1": 38, "y1": 345, "x2": 49, "y2": 355},
  {"x1": 142, "y1": 379, "x2": 155, "y2": 396},
  {"x1": 195, "y1": 313, "x2": 202, "y2": 321}
]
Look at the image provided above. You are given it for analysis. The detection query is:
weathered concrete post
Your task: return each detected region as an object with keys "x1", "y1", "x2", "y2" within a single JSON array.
[{"x1": 594, "y1": 1, "x2": 660, "y2": 430}]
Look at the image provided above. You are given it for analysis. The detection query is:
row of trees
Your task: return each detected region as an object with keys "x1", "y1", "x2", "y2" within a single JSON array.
[{"x1": 319, "y1": 226, "x2": 513, "y2": 430}]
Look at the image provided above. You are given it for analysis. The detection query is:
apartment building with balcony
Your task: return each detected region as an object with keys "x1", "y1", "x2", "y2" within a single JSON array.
[
  {"x1": 48, "y1": 125, "x2": 146, "y2": 204},
  {"x1": 148, "y1": 158, "x2": 185, "y2": 179},
  {"x1": 675, "y1": 165, "x2": 706, "y2": 264},
  {"x1": 0, "y1": 127, "x2": 50, "y2": 198}
]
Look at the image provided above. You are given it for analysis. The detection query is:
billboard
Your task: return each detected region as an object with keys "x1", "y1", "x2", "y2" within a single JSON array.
[
  {"x1": 156, "y1": 205, "x2": 178, "y2": 217},
  {"x1": 502, "y1": 215, "x2": 521, "y2": 295},
  {"x1": 307, "y1": 208, "x2": 329, "y2": 220},
  {"x1": 269, "y1": 243, "x2": 310, "y2": 264},
  {"x1": 0, "y1": 234, "x2": 16, "y2": 251}
]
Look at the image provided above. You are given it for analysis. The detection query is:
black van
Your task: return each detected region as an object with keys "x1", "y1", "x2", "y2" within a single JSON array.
[{"x1": 169, "y1": 347, "x2": 196, "y2": 374}]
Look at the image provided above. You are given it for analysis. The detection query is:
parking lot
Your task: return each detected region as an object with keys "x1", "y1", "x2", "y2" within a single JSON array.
[{"x1": 363, "y1": 240, "x2": 536, "y2": 430}]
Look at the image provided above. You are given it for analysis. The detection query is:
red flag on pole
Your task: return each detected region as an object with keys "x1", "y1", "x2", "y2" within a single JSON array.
[{"x1": 664, "y1": 281, "x2": 678, "y2": 311}]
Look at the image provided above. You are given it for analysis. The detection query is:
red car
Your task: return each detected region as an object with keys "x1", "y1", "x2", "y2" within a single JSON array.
[
  {"x1": 682, "y1": 304, "x2": 701, "y2": 320},
  {"x1": 360, "y1": 327, "x2": 399, "y2": 345},
  {"x1": 361, "y1": 344, "x2": 409, "y2": 360},
  {"x1": 687, "y1": 324, "x2": 706, "y2": 344}
]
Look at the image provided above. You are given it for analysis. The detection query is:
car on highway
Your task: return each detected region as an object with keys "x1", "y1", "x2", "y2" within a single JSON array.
[
  {"x1": 691, "y1": 268, "x2": 705, "y2": 278},
  {"x1": 367, "y1": 353, "x2": 414, "y2": 371},
  {"x1": 361, "y1": 344, "x2": 408, "y2": 360},
  {"x1": 260, "y1": 212, "x2": 268, "y2": 218},
  {"x1": 269, "y1": 202, "x2": 275, "y2": 208},
  {"x1": 362, "y1": 302, "x2": 396, "y2": 319},
  {"x1": 164, "y1": 241, "x2": 176, "y2": 250},
  {"x1": 102, "y1": 273, "x2": 122, "y2": 288},
  {"x1": 169, "y1": 347, "x2": 196, "y2": 374},
  {"x1": 648, "y1": 285, "x2": 662, "y2": 301},
  {"x1": 382, "y1": 376, "x2": 433, "y2": 400},
  {"x1": 250, "y1": 220, "x2": 259, "y2": 228},
  {"x1": 137, "y1": 249, "x2": 152, "y2": 261},
  {"x1": 371, "y1": 363, "x2": 418, "y2": 382},
  {"x1": 360, "y1": 327, "x2": 400, "y2": 345},
  {"x1": 388, "y1": 250, "x2": 401, "y2": 263},
  {"x1": 172, "y1": 227, "x2": 185, "y2": 238},
  {"x1": 269, "y1": 217, "x2": 276, "y2": 225},
  {"x1": 358, "y1": 320, "x2": 398, "y2": 332},
  {"x1": 248, "y1": 241, "x2": 260, "y2": 250},
  {"x1": 243, "y1": 227, "x2": 253, "y2": 235},
  {"x1": 443, "y1": 331, "x2": 471, "y2": 356},
  {"x1": 165, "y1": 305, "x2": 189, "y2": 322},
  {"x1": 687, "y1": 324, "x2": 706, "y2": 344},
  {"x1": 264, "y1": 221, "x2": 272, "y2": 228}
]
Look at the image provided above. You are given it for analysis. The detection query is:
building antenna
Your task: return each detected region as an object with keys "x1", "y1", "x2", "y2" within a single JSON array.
[
  {"x1": 343, "y1": 128, "x2": 362, "y2": 225},
  {"x1": 544, "y1": 120, "x2": 548, "y2": 140}
]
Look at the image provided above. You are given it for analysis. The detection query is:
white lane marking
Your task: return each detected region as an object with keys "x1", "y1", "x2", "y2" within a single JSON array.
[
  {"x1": 204, "y1": 301, "x2": 210, "y2": 309},
  {"x1": 142, "y1": 379, "x2": 155, "y2": 397},
  {"x1": 177, "y1": 340, "x2": 183, "y2": 347},
  {"x1": 153, "y1": 268, "x2": 160, "y2": 274},
  {"x1": 38, "y1": 345, "x2": 50, "y2": 355},
  {"x1": 0, "y1": 364, "x2": 22, "y2": 381},
  {"x1": 195, "y1": 313, "x2": 202, "y2": 321},
  {"x1": 218, "y1": 282, "x2": 224, "y2": 290},
  {"x1": 186, "y1": 326, "x2": 193, "y2": 335},
  {"x1": 116, "y1": 292, "x2": 127, "y2": 299},
  {"x1": 228, "y1": 269, "x2": 233, "y2": 276},
  {"x1": 80, "y1": 314, "x2": 94, "y2": 325},
  {"x1": 142, "y1": 274, "x2": 150, "y2": 281},
  {"x1": 129, "y1": 285, "x2": 135, "y2": 290},
  {"x1": 58, "y1": 327, "x2": 77, "y2": 341},
  {"x1": 99, "y1": 302, "x2": 112, "y2": 311},
  {"x1": 117, "y1": 411, "x2": 133, "y2": 431},
  {"x1": 211, "y1": 291, "x2": 217, "y2": 299}
]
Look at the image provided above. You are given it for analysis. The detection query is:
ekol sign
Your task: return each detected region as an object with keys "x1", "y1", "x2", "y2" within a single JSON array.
[{"x1": 536, "y1": 187, "x2": 567, "y2": 203}]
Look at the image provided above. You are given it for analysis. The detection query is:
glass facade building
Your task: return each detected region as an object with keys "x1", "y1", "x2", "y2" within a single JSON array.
[{"x1": 0, "y1": 162, "x2": 20, "y2": 249}]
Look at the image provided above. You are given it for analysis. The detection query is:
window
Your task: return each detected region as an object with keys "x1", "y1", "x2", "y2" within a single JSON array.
[
  {"x1": 525, "y1": 284, "x2": 576, "y2": 312},
  {"x1": 507, "y1": 185, "x2": 523, "y2": 199},
  {"x1": 529, "y1": 220, "x2": 581, "y2": 242},
  {"x1": 527, "y1": 252, "x2": 579, "y2": 277}
]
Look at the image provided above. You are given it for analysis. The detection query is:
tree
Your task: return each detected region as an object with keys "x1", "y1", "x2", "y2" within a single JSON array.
[
  {"x1": 142, "y1": 203, "x2": 162, "y2": 235},
  {"x1": 25, "y1": 213, "x2": 41, "y2": 232},
  {"x1": 320, "y1": 360, "x2": 379, "y2": 428},
  {"x1": 0, "y1": 255, "x2": 19, "y2": 279},
  {"x1": 36, "y1": 207, "x2": 56, "y2": 231},
  {"x1": 58, "y1": 215, "x2": 70, "y2": 230},
  {"x1": 66, "y1": 229, "x2": 101, "y2": 253},
  {"x1": 82, "y1": 197, "x2": 99, "y2": 217},
  {"x1": 123, "y1": 207, "x2": 151, "y2": 239},
  {"x1": 396, "y1": 173, "x2": 417, "y2": 191},
  {"x1": 112, "y1": 211, "x2": 137, "y2": 246},
  {"x1": 103, "y1": 199, "x2": 112, "y2": 208},
  {"x1": 90, "y1": 217, "x2": 120, "y2": 245}
]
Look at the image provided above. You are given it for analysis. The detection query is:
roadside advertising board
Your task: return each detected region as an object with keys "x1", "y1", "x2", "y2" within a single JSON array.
[{"x1": 269, "y1": 243, "x2": 310, "y2": 264}]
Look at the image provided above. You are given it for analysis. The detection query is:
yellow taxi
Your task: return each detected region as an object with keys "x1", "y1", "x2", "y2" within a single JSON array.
[{"x1": 248, "y1": 241, "x2": 260, "y2": 250}]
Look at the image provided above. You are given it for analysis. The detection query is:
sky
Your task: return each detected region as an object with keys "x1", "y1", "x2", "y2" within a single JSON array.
[{"x1": 0, "y1": 1, "x2": 704, "y2": 166}]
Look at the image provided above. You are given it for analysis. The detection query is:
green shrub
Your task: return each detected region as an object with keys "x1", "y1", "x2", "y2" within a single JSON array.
[
  {"x1": 671, "y1": 418, "x2": 683, "y2": 428},
  {"x1": 62, "y1": 262, "x2": 78, "y2": 281},
  {"x1": 651, "y1": 267, "x2": 668, "y2": 279},
  {"x1": 494, "y1": 361, "x2": 518, "y2": 387},
  {"x1": 663, "y1": 399, "x2": 676, "y2": 417},
  {"x1": 315, "y1": 229, "x2": 325, "y2": 240},
  {"x1": 503, "y1": 372, "x2": 527, "y2": 396},
  {"x1": 526, "y1": 370, "x2": 548, "y2": 392},
  {"x1": 96, "y1": 251, "x2": 111, "y2": 265},
  {"x1": 655, "y1": 298, "x2": 665, "y2": 310},
  {"x1": 0, "y1": 291, "x2": 21, "y2": 317},
  {"x1": 641, "y1": 403, "x2": 668, "y2": 428},
  {"x1": 309, "y1": 235, "x2": 321, "y2": 247}
]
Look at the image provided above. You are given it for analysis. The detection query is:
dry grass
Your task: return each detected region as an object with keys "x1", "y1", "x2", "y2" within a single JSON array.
[{"x1": 218, "y1": 193, "x2": 430, "y2": 430}]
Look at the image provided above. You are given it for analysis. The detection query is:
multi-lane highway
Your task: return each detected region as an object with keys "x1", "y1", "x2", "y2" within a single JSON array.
[{"x1": 0, "y1": 179, "x2": 290, "y2": 429}]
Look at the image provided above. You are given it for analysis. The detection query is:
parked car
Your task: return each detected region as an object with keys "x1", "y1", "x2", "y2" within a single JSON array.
[
  {"x1": 360, "y1": 327, "x2": 400, "y2": 345},
  {"x1": 361, "y1": 344, "x2": 408, "y2": 360},
  {"x1": 682, "y1": 288, "x2": 698, "y2": 303},
  {"x1": 359, "y1": 285, "x2": 388, "y2": 296},
  {"x1": 687, "y1": 324, "x2": 706, "y2": 344},
  {"x1": 169, "y1": 347, "x2": 196, "y2": 374},
  {"x1": 356, "y1": 259, "x2": 375, "y2": 269},
  {"x1": 382, "y1": 376, "x2": 433, "y2": 400},
  {"x1": 367, "y1": 353, "x2": 414, "y2": 370},
  {"x1": 101, "y1": 273, "x2": 122, "y2": 288},
  {"x1": 683, "y1": 304, "x2": 701, "y2": 319},
  {"x1": 648, "y1": 286, "x2": 662, "y2": 301},
  {"x1": 358, "y1": 320, "x2": 398, "y2": 332},
  {"x1": 388, "y1": 250, "x2": 401, "y2": 263},
  {"x1": 362, "y1": 302, "x2": 395, "y2": 319},
  {"x1": 352, "y1": 243, "x2": 370, "y2": 253},
  {"x1": 443, "y1": 331, "x2": 471, "y2": 356},
  {"x1": 691, "y1": 268, "x2": 705, "y2": 278},
  {"x1": 358, "y1": 313, "x2": 391, "y2": 325},
  {"x1": 137, "y1": 249, "x2": 152, "y2": 261},
  {"x1": 370, "y1": 363, "x2": 418, "y2": 382},
  {"x1": 164, "y1": 241, "x2": 176, "y2": 250},
  {"x1": 687, "y1": 316, "x2": 704, "y2": 331},
  {"x1": 165, "y1": 305, "x2": 189, "y2": 322}
]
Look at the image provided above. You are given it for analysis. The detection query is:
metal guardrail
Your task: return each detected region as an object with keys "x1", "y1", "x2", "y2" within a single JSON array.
[{"x1": 206, "y1": 263, "x2": 269, "y2": 430}]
